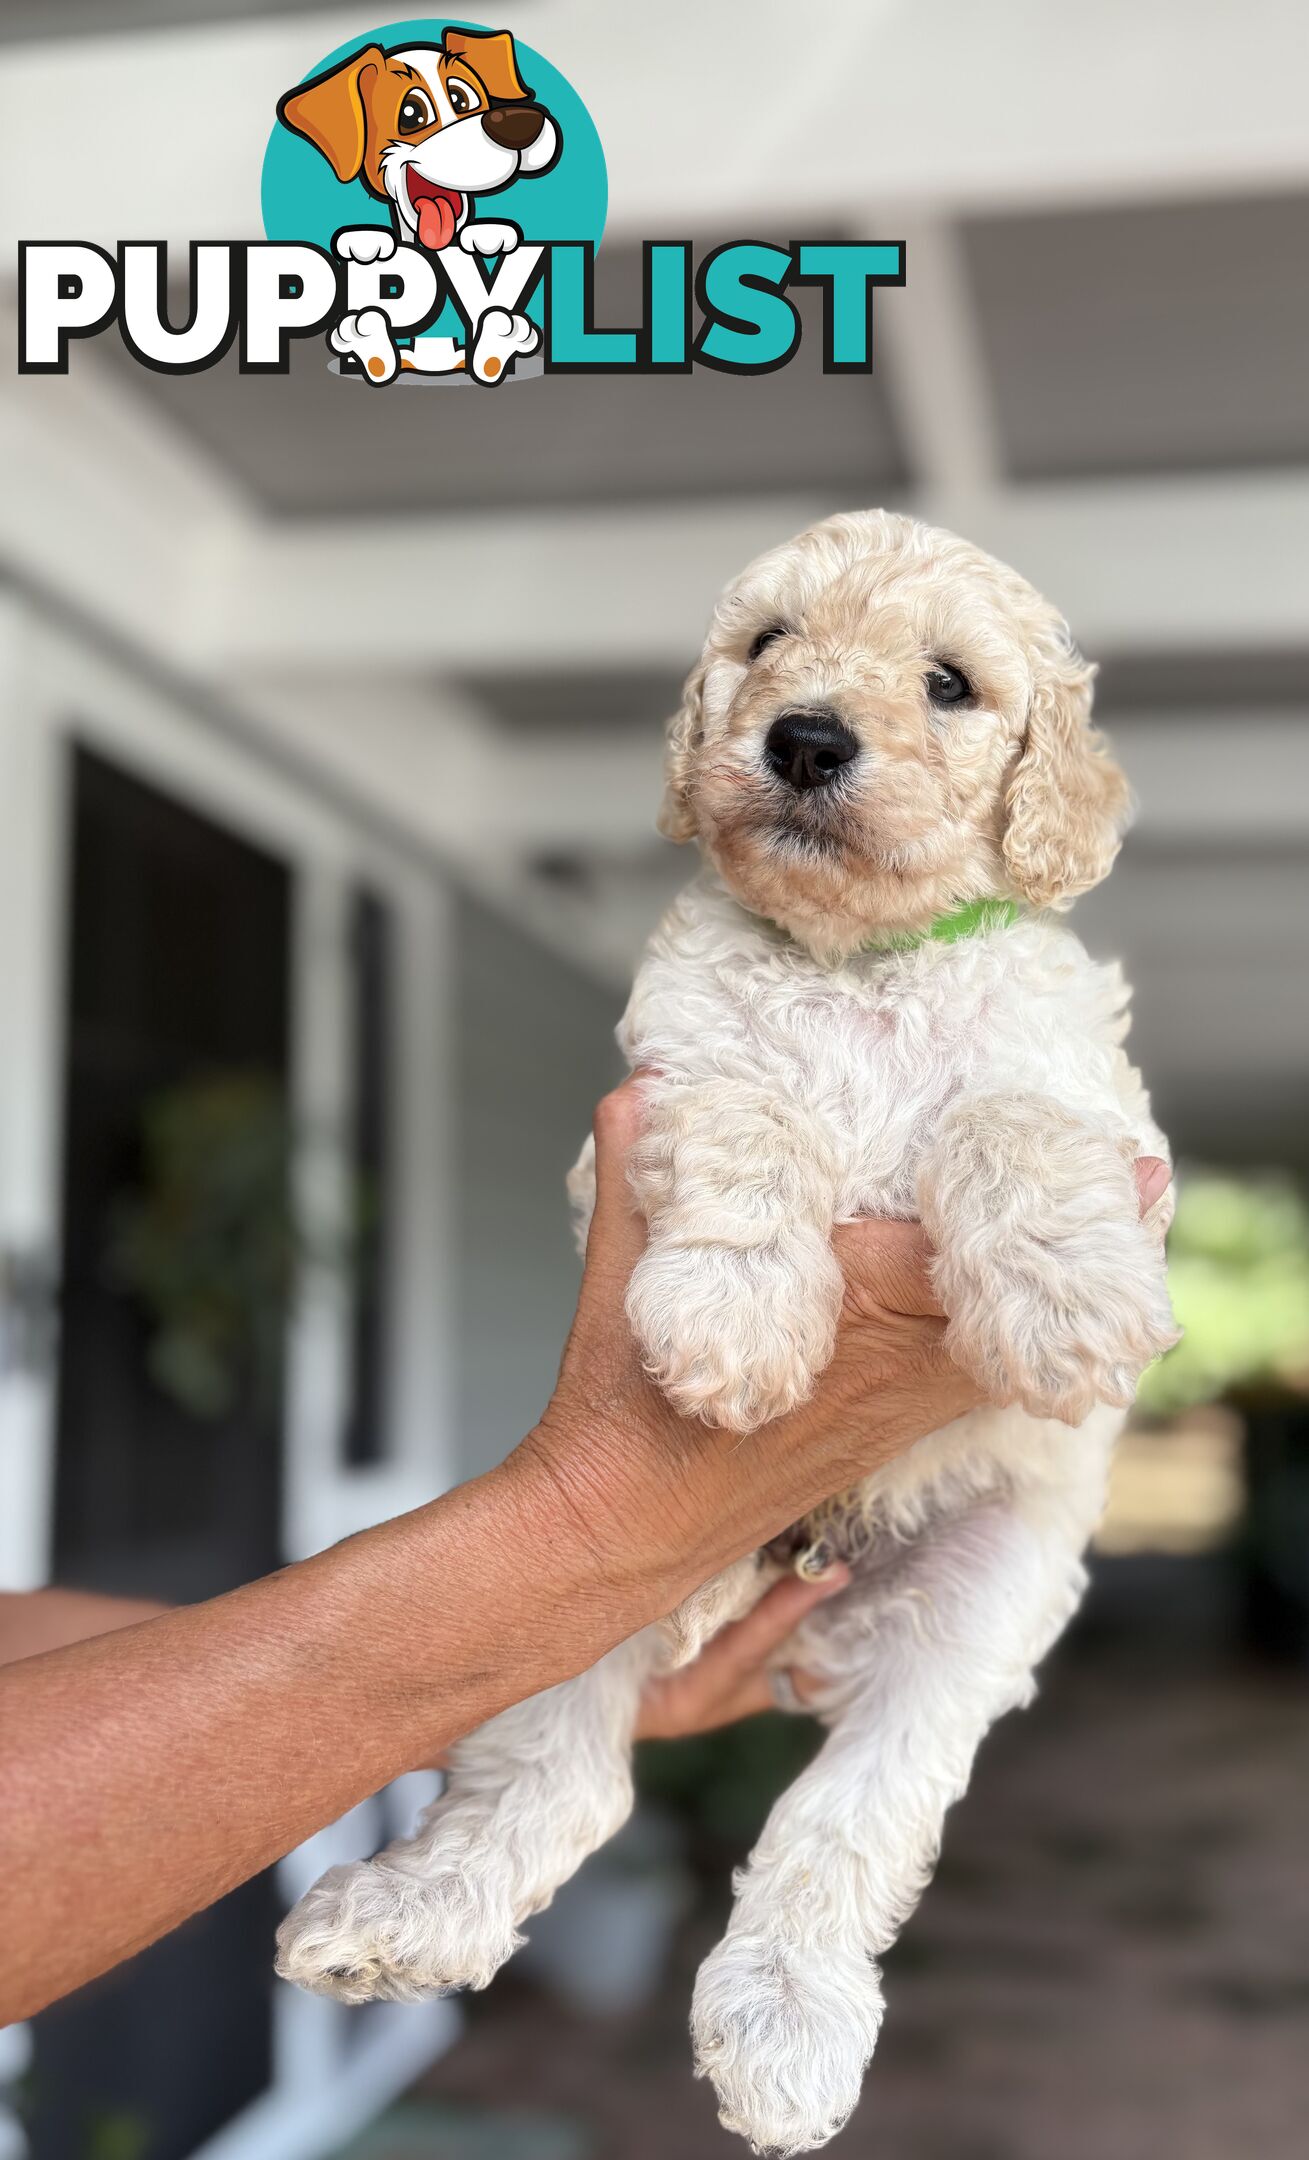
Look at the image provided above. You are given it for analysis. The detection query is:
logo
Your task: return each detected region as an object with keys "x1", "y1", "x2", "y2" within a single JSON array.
[{"x1": 17, "y1": 18, "x2": 905, "y2": 387}]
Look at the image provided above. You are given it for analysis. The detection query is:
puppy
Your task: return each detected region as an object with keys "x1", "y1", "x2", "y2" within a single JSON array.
[
  {"x1": 279, "y1": 28, "x2": 558, "y2": 382},
  {"x1": 277, "y1": 512, "x2": 1177, "y2": 2154}
]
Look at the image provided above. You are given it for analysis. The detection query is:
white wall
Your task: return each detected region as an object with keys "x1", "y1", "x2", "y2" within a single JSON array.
[{"x1": 449, "y1": 890, "x2": 623, "y2": 1483}]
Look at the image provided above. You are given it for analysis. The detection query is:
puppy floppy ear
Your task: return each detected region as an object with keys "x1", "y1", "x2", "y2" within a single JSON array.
[
  {"x1": 443, "y1": 27, "x2": 532, "y2": 101},
  {"x1": 658, "y1": 659, "x2": 706, "y2": 842},
  {"x1": 278, "y1": 44, "x2": 384, "y2": 184},
  {"x1": 1002, "y1": 642, "x2": 1131, "y2": 908}
]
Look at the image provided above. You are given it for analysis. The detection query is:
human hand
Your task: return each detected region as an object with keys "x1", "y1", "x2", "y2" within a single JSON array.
[
  {"x1": 508, "y1": 1080, "x2": 1169, "y2": 1636},
  {"x1": 633, "y1": 1567, "x2": 849, "y2": 1740},
  {"x1": 509, "y1": 1081, "x2": 955, "y2": 1625},
  {"x1": 421, "y1": 1570, "x2": 838, "y2": 1768}
]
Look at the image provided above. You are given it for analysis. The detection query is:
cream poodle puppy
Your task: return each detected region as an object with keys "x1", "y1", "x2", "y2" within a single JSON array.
[{"x1": 277, "y1": 510, "x2": 1177, "y2": 2154}]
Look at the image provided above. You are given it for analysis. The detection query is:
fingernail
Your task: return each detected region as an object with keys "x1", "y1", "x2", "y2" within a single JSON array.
[
  {"x1": 1138, "y1": 1157, "x2": 1170, "y2": 1212},
  {"x1": 813, "y1": 1561, "x2": 850, "y2": 1596}
]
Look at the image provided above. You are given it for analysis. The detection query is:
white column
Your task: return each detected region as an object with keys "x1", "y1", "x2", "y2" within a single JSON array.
[{"x1": 0, "y1": 596, "x2": 65, "y2": 1589}]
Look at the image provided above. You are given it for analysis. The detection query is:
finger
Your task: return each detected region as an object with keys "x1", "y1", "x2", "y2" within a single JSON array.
[
  {"x1": 1135, "y1": 1156, "x2": 1170, "y2": 1215},
  {"x1": 837, "y1": 1162, "x2": 1171, "y2": 1319},
  {"x1": 703, "y1": 1567, "x2": 850, "y2": 1688},
  {"x1": 696, "y1": 1662, "x2": 816, "y2": 1728},
  {"x1": 834, "y1": 1217, "x2": 945, "y2": 1318},
  {"x1": 707, "y1": 1669, "x2": 778, "y2": 1724}
]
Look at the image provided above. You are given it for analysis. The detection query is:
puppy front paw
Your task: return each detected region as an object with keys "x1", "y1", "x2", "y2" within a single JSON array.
[
  {"x1": 333, "y1": 227, "x2": 397, "y2": 265},
  {"x1": 944, "y1": 1216, "x2": 1179, "y2": 1425},
  {"x1": 627, "y1": 1236, "x2": 841, "y2": 1431},
  {"x1": 275, "y1": 1856, "x2": 519, "y2": 2004},
  {"x1": 692, "y1": 1929, "x2": 883, "y2": 2154},
  {"x1": 459, "y1": 220, "x2": 521, "y2": 256}
]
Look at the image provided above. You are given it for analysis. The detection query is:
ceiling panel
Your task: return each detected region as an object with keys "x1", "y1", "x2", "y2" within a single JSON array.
[
  {"x1": 460, "y1": 645, "x2": 1309, "y2": 739},
  {"x1": 95, "y1": 241, "x2": 907, "y2": 517},
  {"x1": 1095, "y1": 647, "x2": 1309, "y2": 715},
  {"x1": 460, "y1": 666, "x2": 680, "y2": 735},
  {"x1": 964, "y1": 193, "x2": 1309, "y2": 479}
]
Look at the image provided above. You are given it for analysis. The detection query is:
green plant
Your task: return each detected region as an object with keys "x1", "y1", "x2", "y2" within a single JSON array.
[
  {"x1": 84, "y1": 2108, "x2": 151, "y2": 2160},
  {"x1": 109, "y1": 1070, "x2": 357, "y2": 1421},
  {"x1": 1139, "y1": 1171, "x2": 1309, "y2": 1417},
  {"x1": 637, "y1": 1713, "x2": 822, "y2": 1862}
]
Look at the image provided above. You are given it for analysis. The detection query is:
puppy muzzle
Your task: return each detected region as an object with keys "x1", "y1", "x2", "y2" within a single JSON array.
[{"x1": 765, "y1": 709, "x2": 861, "y2": 792}]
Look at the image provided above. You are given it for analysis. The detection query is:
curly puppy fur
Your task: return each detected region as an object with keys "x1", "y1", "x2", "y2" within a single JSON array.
[{"x1": 278, "y1": 510, "x2": 1177, "y2": 2153}]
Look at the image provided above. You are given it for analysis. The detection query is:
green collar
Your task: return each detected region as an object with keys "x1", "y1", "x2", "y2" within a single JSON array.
[
  {"x1": 862, "y1": 897, "x2": 1020, "y2": 953},
  {"x1": 761, "y1": 896, "x2": 1020, "y2": 955}
]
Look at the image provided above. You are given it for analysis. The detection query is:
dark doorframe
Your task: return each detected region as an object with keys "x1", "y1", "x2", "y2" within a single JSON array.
[{"x1": 30, "y1": 744, "x2": 292, "y2": 2160}]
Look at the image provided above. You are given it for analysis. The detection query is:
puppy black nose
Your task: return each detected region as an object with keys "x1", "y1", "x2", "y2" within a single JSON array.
[
  {"x1": 481, "y1": 104, "x2": 546, "y2": 149},
  {"x1": 765, "y1": 709, "x2": 860, "y2": 791}
]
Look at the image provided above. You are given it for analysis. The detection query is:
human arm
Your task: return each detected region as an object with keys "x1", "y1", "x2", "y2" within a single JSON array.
[
  {"x1": 0, "y1": 1077, "x2": 975, "y2": 2023},
  {"x1": 0, "y1": 1574, "x2": 844, "y2": 1750},
  {"x1": 0, "y1": 1588, "x2": 167, "y2": 1664},
  {"x1": 632, "y1": 1567, "x2": 849, "y2": 1738},
  {"x1": 0, "y1": 1075, "x2": 1163, "y2": 2024}
]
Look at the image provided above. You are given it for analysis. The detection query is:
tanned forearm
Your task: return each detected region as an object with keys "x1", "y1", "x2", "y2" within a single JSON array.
[
  {"x1": 0, "y1": 1457, "x2": 663, "y2": 2025},
  {"x1": 0, "y1": 1078, "x2": 1018, "y2": 2027},
  {"x1": 0, "y1": 1588, "x2": 168, "y2": 1663}
]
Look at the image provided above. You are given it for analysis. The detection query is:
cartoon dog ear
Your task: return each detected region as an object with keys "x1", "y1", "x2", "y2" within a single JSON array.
[
  {"x1": 443, "y1": 27, "x2": 532, "y2": 101},
  {"x1": 278, "y1": 44, "x2": 385, "y2": 184},
  {"x1": 658, "y1": 659, "x2": 706, "y2": 842},
  {"x1": 1002, "y1": 638, "x2": 1131, "y2": 908}
]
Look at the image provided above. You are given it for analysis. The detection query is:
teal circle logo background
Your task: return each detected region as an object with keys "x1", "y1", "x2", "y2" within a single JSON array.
[{"x1": 261, "y1": 18, "x2": 607, "y2": 335}]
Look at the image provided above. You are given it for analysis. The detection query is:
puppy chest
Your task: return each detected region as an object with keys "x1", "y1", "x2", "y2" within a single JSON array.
[
  {"x1": 630, "y1": 972, "x2": 982, "y2": 1214},
  {"x1": 763, "y1": 983, "x2": 983, "y2": 1215}
]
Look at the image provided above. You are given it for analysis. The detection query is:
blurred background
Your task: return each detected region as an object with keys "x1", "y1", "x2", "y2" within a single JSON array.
[{"x1": 2, "y1": 3, "x2": 1308, "y2": 2158}]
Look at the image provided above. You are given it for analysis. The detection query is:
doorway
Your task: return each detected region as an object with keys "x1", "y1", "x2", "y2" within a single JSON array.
[{"x1": 30, "y1": 745, "x2": 291, "y2": 2160}]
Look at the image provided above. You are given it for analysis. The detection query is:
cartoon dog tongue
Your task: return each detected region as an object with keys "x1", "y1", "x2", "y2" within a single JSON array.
[{"x1": 416, "y1": 192, "x2": 458, "y2": 252}]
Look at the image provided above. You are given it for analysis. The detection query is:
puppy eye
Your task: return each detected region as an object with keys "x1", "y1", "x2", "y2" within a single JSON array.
[
  {"x1": 926, "y1": 662, "x2": 974, "y2": 709},
  {"x1": 398, "y1": 89, "x2": 436, "y2": 133},
  {"x1": 446, "y1": 78, "x2": 477, "y2": 116},
  {"x1": 748, "y1": 624, "x2": 788, "y2": 663}
]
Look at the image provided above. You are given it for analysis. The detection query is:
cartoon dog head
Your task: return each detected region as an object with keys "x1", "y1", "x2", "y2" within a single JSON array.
[
  {"x1": 278, "y1": 28, "x2": 560, "y2": 252},
  {"x1": 662, "y1": 510, "x2": 1131, "y2": 956}
]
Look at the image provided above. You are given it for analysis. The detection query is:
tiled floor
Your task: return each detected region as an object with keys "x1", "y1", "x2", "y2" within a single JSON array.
[{"x1": 406, "y1": 1598, "x2": 1309, "y2": 2160}]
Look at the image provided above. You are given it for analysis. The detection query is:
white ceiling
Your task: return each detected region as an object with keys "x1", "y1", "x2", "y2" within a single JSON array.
[
  {"x1": 4, "y1": 1, "x2": 1307, "y2": 250},
  {"x1": 1, "y1": 0, "x2": 1306, "y2": 1160}
]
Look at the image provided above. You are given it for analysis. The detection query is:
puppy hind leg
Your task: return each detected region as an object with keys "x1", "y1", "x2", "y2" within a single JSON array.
[
  {"x1": 692, "y1": 1494, "x2": 1097, "y2": 2153},
  {"x1": 276, "y1": 1631, "x2": 656, "y2": 2004},
  {"x1": 330, "y1": 307, "x2": 400, "y2": 384}
]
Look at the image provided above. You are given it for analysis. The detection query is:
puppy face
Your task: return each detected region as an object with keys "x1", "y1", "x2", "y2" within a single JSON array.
[
  {"x1": 279, "y1": 31, "x2": 560, "y2": 251},
  {"x1": 662, "y1": 510, "x2": 1130, "y2": 956}
]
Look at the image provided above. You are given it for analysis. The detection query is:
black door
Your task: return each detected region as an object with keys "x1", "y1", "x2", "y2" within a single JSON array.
[{"x1": 30, "y1": 745, "x2": 292, "y2": 2160}]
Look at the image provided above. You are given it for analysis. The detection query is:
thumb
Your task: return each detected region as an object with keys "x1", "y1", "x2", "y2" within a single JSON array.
[{"x1": 583, "y1": 1075, "x2": 650, "y2": 1280}]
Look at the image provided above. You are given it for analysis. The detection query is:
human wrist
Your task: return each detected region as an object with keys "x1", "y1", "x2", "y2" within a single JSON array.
[{"x1": 491, "y1": 1424, "x2": 684, "y2": 1645}]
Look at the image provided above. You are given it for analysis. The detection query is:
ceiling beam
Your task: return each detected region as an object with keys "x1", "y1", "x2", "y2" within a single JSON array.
[
  {"x1": 7, "y1": 328, "x2": 1308, "y2": 694},
  {"x1": 214, "y1": 470, "x2": 1309, "y2": 672},
  {"x1": 873, "y1": 214, "x2": 1001, "y2": 498},
  {"x1": 231, "y1": 689, "x2": 1309, "y2": 858}
]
